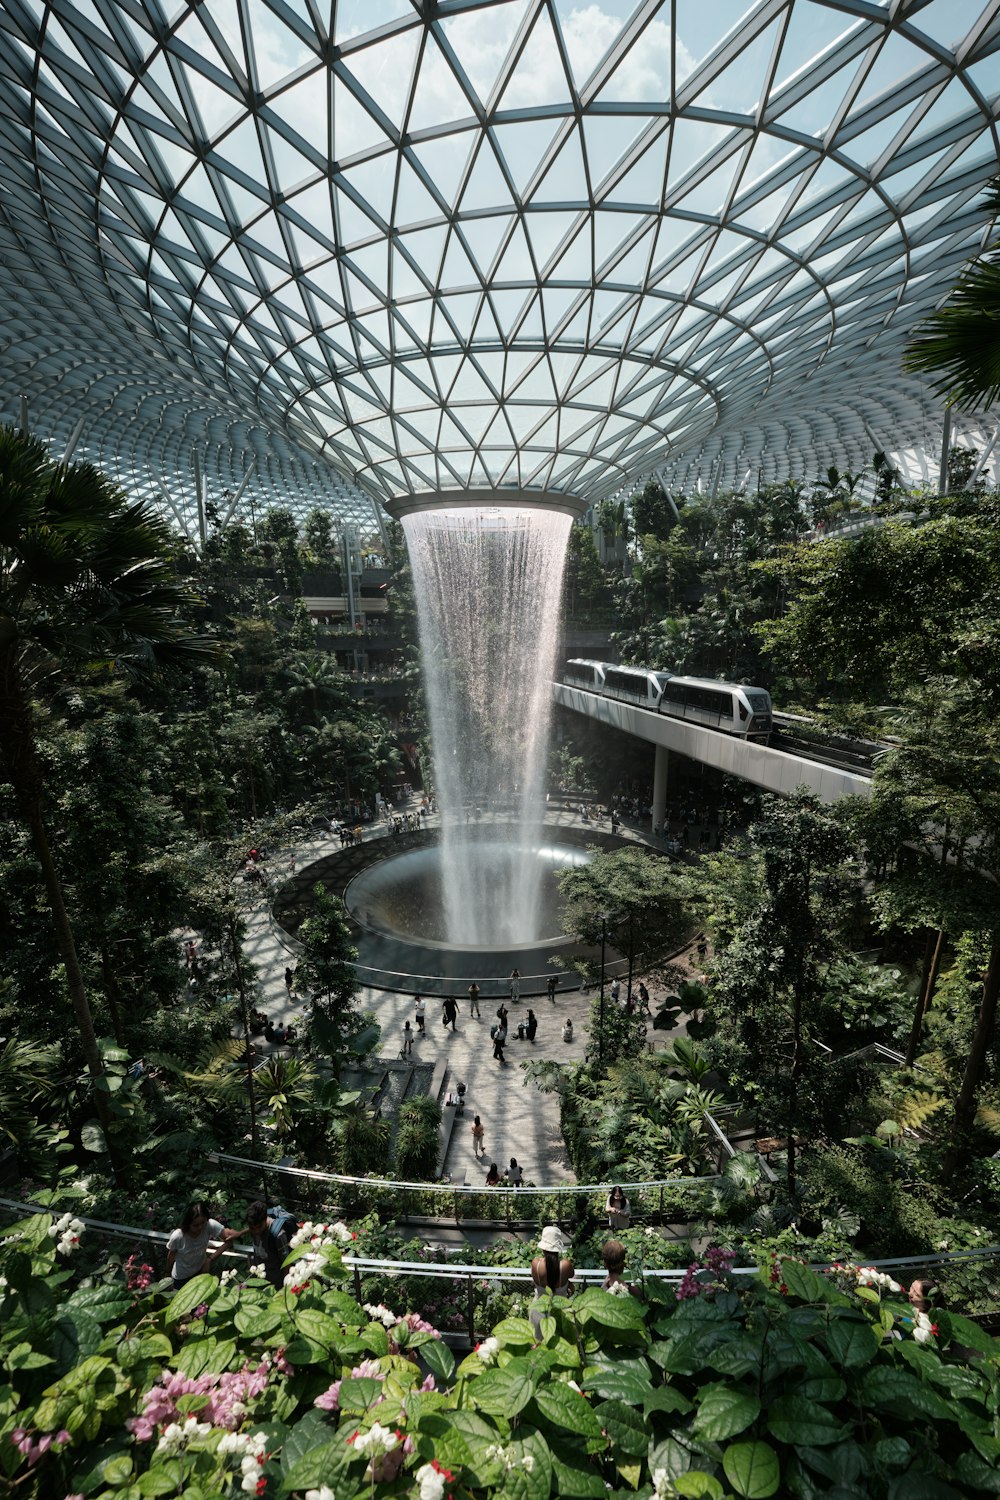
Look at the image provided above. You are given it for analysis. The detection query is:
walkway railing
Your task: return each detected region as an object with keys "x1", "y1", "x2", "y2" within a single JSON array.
[
  {"x1": 4, "y1": 1198, "x2": 1000, "y2": 1346},
  {"x1": 206, "y1": 1150, "x2": 727, "y2": 1227}
]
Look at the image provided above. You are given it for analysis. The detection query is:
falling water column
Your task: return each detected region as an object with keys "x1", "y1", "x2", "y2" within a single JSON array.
[{"x1": 389, "y1": 495, "x2": 577, "y2": 946}]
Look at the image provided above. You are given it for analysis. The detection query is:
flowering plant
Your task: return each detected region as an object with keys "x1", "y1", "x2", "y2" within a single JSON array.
[{"x1": 0, "y1": 1210, "x2": 997, "y2": 1498}]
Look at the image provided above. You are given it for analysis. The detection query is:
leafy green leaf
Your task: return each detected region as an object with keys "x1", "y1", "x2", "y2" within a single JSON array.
[
  {"x1": 595, "y1": 1398, "x2": 647, "y2": 1456},
  {"x1": 581, "y1": 1368, "x2": 655, "y2": 1403},
  {"x1": 292, "y1": 1309, "x2": 342, "y2": 1348},
  {"x1": 673, "y1": 1475, "x2": 725, "y2": 1500},
  {"x1": 234, "y1": 1306, "x2": 282, "y2": 1338},
  {"x1": 505, "y1": 1427, "x2": 553, "y2": 1500},
  {"x1": 575, "y1": 1288, "x2": 647, "y2": 1330},
  {"x1": 547, "y1": 1436, "x2": 608, "y2": 1498},
  {"x1": 80, "y1": 1122, "x2": 108, "y2": 1154},
  {"x1": 279, "y1": 1437, "x2": 356, "y2": 1497},
  {"x1": 823, "y1": 1318, "x2": 880, "y2": 1369},
  {"x1": 53, "y1": 1311, "x2": 102, "y2": 1374},
  {"x1": 421, "y1": 1338, "x2": 456, "y2": 1386},
  {"x1": 693, "y1": 1383, "x2": 761, "y2": 1442},
  {"x1": 470, "y1": 1363, "x2": 536, "y2": 1417},
  {"x1": 164, "y1": 1275, "x2": 217, "y2": 1325},
  {"x1": 861, "y1": 1367, "x2": 955, "y2": 1422},
  {"x1": 173, "y1": 1339, "x2": 236, "y2": 1379},
  {"x1": 766, "y1": 1395, "x2": 846, "y2": 1447},
  {"x1": 529, "y1": 1381, "x2": 604, "y2": 1439},
  {"x1": 778, "y1": 1260, "x2": 849, "y2": 1306},
  {"x1": 723, "y1": 1439, "x2": 781, "y2": 1498},
  {"x1": 337, "y1": 1377, "x2": 383, "y2": 1412}
]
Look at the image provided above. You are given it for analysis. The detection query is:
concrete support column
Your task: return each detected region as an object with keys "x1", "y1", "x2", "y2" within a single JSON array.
[{"x1": 652, "y1": 743, "x2": 669, "y2": 834}]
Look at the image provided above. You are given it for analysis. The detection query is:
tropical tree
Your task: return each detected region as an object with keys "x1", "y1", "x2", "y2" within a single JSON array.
[
  {"x1": 904, "y1": 179, "x2": 1000, "y2": 409},
  {"x1": 0, "y1": 427, "x2": 215, "y2": 1145}
]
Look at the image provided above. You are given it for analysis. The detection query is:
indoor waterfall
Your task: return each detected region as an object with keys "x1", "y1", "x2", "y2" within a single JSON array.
[{"x1": 402, "y1": 505, "x2": 572, "y2": 946}]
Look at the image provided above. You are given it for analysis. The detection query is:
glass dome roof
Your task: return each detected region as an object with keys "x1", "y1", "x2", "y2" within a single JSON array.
[{"x1": 1, "y1": 0, "x2": 999, "y2": 532}]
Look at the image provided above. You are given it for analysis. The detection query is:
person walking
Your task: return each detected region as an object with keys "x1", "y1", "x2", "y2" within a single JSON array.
[
  {"x1": 468, "y1": 981, "x2": 481, "y2": 1018},
  {"x1": 496, "y1": 1002, "x2": 509, "y2": 1029},
  {"x1": 562, "y1": 1016, "x2": 574, "y2": 1042},
  {"x1": 505, "y1": 1158, "x2": 523, "y2": 1186},
  {"x1": 414, "y1": 995, "x2": 426, "y2": 1034},
  {"x1": 637, "y1": 982, "x2": 651, "y2": 1015},
  {"x1": 166, "y1": 1201, "x2": 228, "y2": 1290},
  {"x1": 485, "y1": 1161, "x2": 500, "y2": 1186},
  {"x1": 509, "y1": 968, "x2": 521, "y2": 1002},
  {"x1": 284, "y1": 965, "x2": 294, "y2": 995},
  {"x1": 610, "y1": 978, "x2": 620, "y2": 1005},
  {"x1": 401, "y1": 1020, "x2": 414, "y2": 1056},
  {"x1": 525, "y1": 1009, "x2": 538, "y2": 1042},
  {"x1": 471, "y1": 1115, "x2": 485, "y2": 1159},
  {"x1": 442, "y1": 995, "x2": 458, "y2": 1031},
  {"x1": 492, "y1": 1019, "x2": 507, "y2": 1063},
  {"x1": 546, "y1": 974, "x2": 558, "y2": 1003}
]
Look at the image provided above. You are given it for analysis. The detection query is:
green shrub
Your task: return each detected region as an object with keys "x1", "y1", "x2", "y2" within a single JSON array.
[{"x1": 394, "y1": 1094, "x2": 442, "y2": 1182}]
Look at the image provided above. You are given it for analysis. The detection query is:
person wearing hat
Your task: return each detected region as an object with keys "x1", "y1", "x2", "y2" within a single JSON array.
[{"x1": 530, "y1": 1225, "x2": 574, "y2": 1330}]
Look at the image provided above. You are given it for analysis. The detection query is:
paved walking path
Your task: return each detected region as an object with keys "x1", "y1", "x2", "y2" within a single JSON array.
[{"x1": 231, "y1": 806, "x2": 692, "y2": 1186}]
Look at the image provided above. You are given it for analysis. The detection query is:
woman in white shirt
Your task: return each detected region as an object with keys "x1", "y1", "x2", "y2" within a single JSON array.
[{"x1": 166, "y1": 1201, "x2": 227, "y2": 1289}]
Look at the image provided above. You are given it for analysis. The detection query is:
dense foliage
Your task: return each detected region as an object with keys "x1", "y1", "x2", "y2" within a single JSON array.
[{"x1": 4, "y1": 1208, "x2": 1000, "y2": 1499}]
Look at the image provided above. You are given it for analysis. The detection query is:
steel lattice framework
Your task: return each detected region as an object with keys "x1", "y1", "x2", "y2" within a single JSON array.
[{"x1": 1, "y1": 0, "x2": 999, "y2": 535}]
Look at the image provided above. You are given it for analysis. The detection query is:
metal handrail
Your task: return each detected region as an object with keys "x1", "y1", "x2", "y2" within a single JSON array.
[
  {"x1": 4, "y1": 1199, "x2": 1000, "y2": 1284},
  {"x1": 206, "y1": 1149, "x2": 724, "y2": 1195}
]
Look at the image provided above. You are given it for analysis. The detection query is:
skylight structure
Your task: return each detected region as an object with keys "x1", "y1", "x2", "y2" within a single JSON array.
[{"x1": 1, "y1": 0, "x2": 999, "y2": 534}]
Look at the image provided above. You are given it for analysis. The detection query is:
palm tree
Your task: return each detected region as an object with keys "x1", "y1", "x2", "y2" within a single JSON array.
[
  {"x1": 904, "y1": 180, "x2": 1000, "y2": 409},
  {"x1": 0, "y1": 426, "x2": 215, "y2": 1147}
]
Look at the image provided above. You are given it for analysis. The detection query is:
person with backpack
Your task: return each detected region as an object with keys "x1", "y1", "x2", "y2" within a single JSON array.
[{"x1": 230, "y1": 1201, "x2": 296, "y2": 1289}]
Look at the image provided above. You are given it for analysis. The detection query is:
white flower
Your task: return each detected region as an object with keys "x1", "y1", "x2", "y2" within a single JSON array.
[
  {"x1": 415, "y1": 1464, "x2": 448, "y2": 1500},
  {"x1": 913, "y1": 1311, "x2": 937, "y2": 1345},
  {"x1": 857, "y1": 1267, "x2": 902, "y2": 1294},
  {"x1": 305, "y1": 1490, "x2": 336, "y2": 1500},
  {"x1": 0, "y1": 1275, "x2": 8, "y2": 1293},
  {"x1": 220, "y1": 1267, "x2": 239, "y2": 1285},
  {"x1": 482, "y1": 1442, "x2": 534, "y2": 1474},
  {"x1": 652, "y1": 1468, "x2": 672, "y2": 1499},
  {"x1": 350, "y1": 1422, "x2": 398, "y2": 1458},
  {"x1": 284, "y1": 1254, "x2": 322, "y2": 1287},
  {"x1": 155, "y1": 1417, "x2": 211, "y2": 1455},
  {"x1": 363, "y1": 1302, "x2": 399, "y2": 1328},
  {"x1": 605, "y1": 1279, "x2": 632, "y2": 1296},
  {"x1": 248, "y1": 1262, "x2": 268, "y2": 1279},
  {"x1": 522, "y1": 1455, "x2": 535, "y2": 1473},
  {"x1": 476, "y1": 1336, "x2": 500, "y2": 1365}
]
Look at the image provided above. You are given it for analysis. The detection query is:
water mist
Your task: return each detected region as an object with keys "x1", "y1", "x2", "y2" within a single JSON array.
[{"x1": 402, "y1": 505, "x2": 572, "y2": 945}]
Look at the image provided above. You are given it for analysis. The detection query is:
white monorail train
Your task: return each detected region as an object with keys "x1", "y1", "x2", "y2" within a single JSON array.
[{"x1": 564, "y1": 660, "x2": 772, "y2": 740}]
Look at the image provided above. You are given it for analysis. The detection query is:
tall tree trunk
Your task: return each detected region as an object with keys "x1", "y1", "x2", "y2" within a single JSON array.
[
  {"x1": 944, "y1": 936, "x2": 1000, "y2": 1177},
  {"x1": 99, "y1": 943, "x2": 127, "y2": 1048},
  {"x1": 226, "y1": 910, "x2": 262, "y2": 1170},
  {"x1": 0, "y1": 649, "x2": 120, "y2": 1167},
  {"x1": 905, "y1": 926, "x2": 946, "y2": 1067}
]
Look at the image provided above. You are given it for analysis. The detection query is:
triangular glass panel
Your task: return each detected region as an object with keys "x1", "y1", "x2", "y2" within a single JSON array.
[
  {"x1": 461, "y1": 139, "x2": 512, "y2": 213},
  {"x1": 490, "y1": 287, "x2": 528, "y2": 337},
  {"x1": 853, "y1": 31, "x2": 935, "y2": 116},
  {"x1": 594, "y1": 6, "x2": 672, "y2": 105},
  {"x1": 265, "y1": 123, "x2": 317, "y2": 190},
  {"x1": 496, "y1": 7, "x2": 572, "y2": 112},
  {"x1": 440, "y1": 0, "x2": 530, "y2": 106},
  {"x1": 390, "y1": 245, "x2": 428, "y2": 298},
  {"x1": 470, "y1": 297, "x2": 503, "y2": 345},
  {"x1": 406, "y1": 31, "x2": 476, "y2": 134},
  {"x1": 440, "y1": 229, "x2": 481, "y2": 288},
  {"x1": 674, "y1": 157, "x2": 737, "y2": 218},
  {"x1": 339, "y1": 147, "x2": 396, "y2": 226},
  {"x1": 436, "y1": 290, "x2": 482, "y2": 341},
  {"x1": 665, "y1": 117, "x2": 730, "y2": 190},
  {"x1": 270, "y1": 71, "x2": 328, "y2": 157},
  {"x1": 771, "y1": 55, "x2": 860, "y2": 137},
  {"x1": 674, "y1": 0, "x2": 760, "y2": 87},
  {"x1": 344, "y1": 27, "x2": 420, "y2": 132},
  {"x1": 245, "y1": 0, "x2": 317, "y2": 90},
  {"x1": 179, "y1": 60, "x2": 241, "y2": 142},
  {"x1": 607, "y1": 128, "x2": 669, "y2": 208},
  {"x1": 771, "y1": 1, "x2": 862, "y2": 97},
  {"x1": 605, "y1": 224, "x2": 655, "y2": 285},
  {"x1": 335, "y1": 185, "x2": 380, "y2": 246},
  {"x1": 594, "y1": 209, "x2": 644, "y2": 272},
  {"x1": 834, "y1": 97, "x2": 914, "y2": 169},
  {"x1": 335, "y1": 0, "x2": 413, "y2": 45},
  {"x1": 529, "y1": 123, "x2": 588, "y2": 206},
  {"x1": 457, "y1": 214, "x2": 511, "y2": 277},
  {"x1": 688, "y1": 17, "x2": 782, "y2": 115},
  {"x1": 333, "y1": 77, "x2": 386, "y2": 158},
  {"x1": 548, "y1": 216, "x2": 592, "y2": 282},
  {"x1": 491, "y1": 119, "x2": 562, "y2": 199},
  {"x1": 286, "y1": 179, "x2": 336, "y2": 248},
  {"x1": 582, "y1": 115, "x2": 645, "y2": 193},
  {"x1": 393, "y1": 153, "x2": 442, "y2": 227},
  {"x1": 397, "y1": 222, "x2": 448, "y2": 279},
  {"x1": 348, "y1": 239, "x2": 390, "y2": 296},
  {"x1": 395, "y1": 295, "x2": 433, "y2": 346},
  {"x1": 410, "y1": 133, "x2": 473, "y2": 211},
  {"x1": 525, "y1": 209, "x2": 581, "y2": 274},
  {"x1": 493, "y1": 219, "x2": 533, "y2": 282}
]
